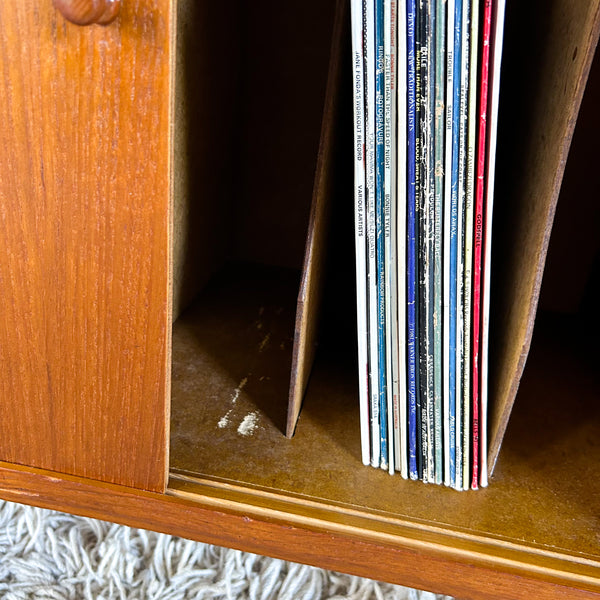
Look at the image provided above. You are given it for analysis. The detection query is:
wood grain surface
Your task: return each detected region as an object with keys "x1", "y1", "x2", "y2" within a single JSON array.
[
  {"x1": 0, "y1": 0, "x2": 598, "y2": 597},
  {"x1": 0, "y1": 0, "x2": 173, "y2": 491}
]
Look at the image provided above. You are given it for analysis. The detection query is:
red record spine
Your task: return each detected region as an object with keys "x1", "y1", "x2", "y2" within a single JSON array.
[{"x1": 471, "y1": 0, "x2": 493, "y2": 490}]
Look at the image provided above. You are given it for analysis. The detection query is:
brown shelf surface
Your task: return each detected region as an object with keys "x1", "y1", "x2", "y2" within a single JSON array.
[
  {"x1": 0, "y1": 264, "x2": 597, "y2": 600},
  {"x1": 170, "y1": 266, "x2": 600, "y2": 570}
]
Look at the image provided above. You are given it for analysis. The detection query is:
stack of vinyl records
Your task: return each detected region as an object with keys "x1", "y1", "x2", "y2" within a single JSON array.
[{"x1": 351, "y1": 0, "x2": 506, "y2": 489}]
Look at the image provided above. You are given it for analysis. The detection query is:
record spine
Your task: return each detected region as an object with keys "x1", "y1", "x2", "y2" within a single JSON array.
[
  {"x1": 351, "y1": 0, "x2": 371, "y2": 467},
  {"x1": 384, "y1": 0, "x2": 398, "y2": 475},
  {"x1": 462, "y1": 0, "x2": 479, "y2": 491},
  {"x1": 425, "y1": 0, "x2": 436, "y2": 483},
  {"x1": 443, "y1": 0, "x2": 457, "y2": 489},
  {"x1": 364, "y1": 0, "x2": 381, "y2": 468},
  {"x1": 480, "y1": 0, "x2": 507, "y2": 488},
  {"x1": 416, "y1": 0, "x2": 430, "y2": 482},
  {"x1": 375, "y1": 0, "x2": 389, "y2": 471},
  {"x1": 406, "y1": 0, "x2": 419, "y2": 481},
  {"x1": 449, "y1": 0, "x2": 464, "y2": 490},
  {"x1": 458, "y1": 0, "x2": 471, "y2": 492},
  {"x1": 432, "y1": 0, "x2": 445, "y2": 486},
  {"x1": 396, "y1": 0, "x2": 409, "y2": 480},
  {"x1": 472, "y1": 0, "x2": 494, "y2": 490}
]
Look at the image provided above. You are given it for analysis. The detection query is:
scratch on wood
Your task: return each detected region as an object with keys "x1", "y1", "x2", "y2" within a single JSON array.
[{"x1": 0, "y1": 489, "x2": 40, "y2": 498}]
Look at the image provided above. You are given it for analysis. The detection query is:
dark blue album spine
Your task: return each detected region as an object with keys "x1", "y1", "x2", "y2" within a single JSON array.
[{"x1": 406, "y1": 0, "x2": 418, "y2": 480}]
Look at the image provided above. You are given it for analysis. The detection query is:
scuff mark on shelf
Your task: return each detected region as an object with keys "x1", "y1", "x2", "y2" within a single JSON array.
[
  {"x1": 218, "y1": 409, "x2": 233, "y2": 429},
  {"x1": 231, "y1": 376, "x2": 249, "y2": 404},
  {"x1": 258, "y1": 334, "x2": 271, "y2": 353},
  {"x1": 238, "y1": 412, "x2": 259, "y2": 437}
]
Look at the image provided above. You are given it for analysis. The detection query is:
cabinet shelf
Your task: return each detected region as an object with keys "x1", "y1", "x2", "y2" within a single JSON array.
[
  {"x1": 2, "y1": 315, "x2": 598, "y2": 599},
  {"x1": 169, "y1": 284, "x2": 600, "y2": 583}
]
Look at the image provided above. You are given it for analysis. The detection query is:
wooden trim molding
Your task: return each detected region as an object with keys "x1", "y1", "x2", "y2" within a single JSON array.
[{"x1": 0, "y1": 462, "x2": 597, "y2": 600}]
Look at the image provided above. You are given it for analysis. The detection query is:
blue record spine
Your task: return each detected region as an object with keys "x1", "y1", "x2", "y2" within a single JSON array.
[
  {"x1": 406, "y1": 0, "x2": 418, "y2": 480},
  {"x1": 375, "y1": 0, "x2": 388, "y2": 470},
  {"x1": 443, "y1": 0, "x2": 455, "y2": 488},
  {"x1": 414, "y1": 0, "x2": 425, "y2": 481}
]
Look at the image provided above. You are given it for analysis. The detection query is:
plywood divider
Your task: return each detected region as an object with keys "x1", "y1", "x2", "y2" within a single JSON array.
[
  {"x1": 286, "y1": 0, "x2": 347, "y2": 437},
  {"x1": 487, "y1": 0, "x2": 600, "y2": 473}
]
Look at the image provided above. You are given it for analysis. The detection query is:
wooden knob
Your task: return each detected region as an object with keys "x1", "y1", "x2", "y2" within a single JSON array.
[{"x1": 53, "y1": 0, "x2": 121, "y2": 26}]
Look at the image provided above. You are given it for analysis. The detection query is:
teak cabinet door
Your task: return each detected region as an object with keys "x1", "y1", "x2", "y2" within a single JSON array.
[{"x1": 0, "y1": 1, "x2": 173, "y2": 491}]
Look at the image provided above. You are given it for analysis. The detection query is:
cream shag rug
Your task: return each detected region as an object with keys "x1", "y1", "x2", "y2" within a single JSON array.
[{"x1": 0, "y1": 501, "x2": 453, "y2": 600}]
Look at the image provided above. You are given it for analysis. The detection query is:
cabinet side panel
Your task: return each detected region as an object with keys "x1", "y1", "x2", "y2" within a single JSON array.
[{"x1": 0, "y1": 0, "x2": 172, "y2": 491}]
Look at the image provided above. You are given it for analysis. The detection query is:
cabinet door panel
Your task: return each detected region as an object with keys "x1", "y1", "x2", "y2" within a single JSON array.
[{"x1": 0, "y1": 0, "x2": 173, "y2": 492}]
